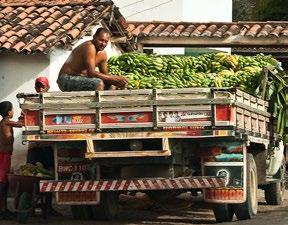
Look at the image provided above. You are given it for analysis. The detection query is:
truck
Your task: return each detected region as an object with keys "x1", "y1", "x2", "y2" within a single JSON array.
[{"x1": 17, "y1": 81, "x2": 286, "y2": 222}]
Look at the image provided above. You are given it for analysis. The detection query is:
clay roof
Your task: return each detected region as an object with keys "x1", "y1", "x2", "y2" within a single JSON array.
[
  {"x1": 0, "y1": 0, "x2": 129, "y2": 54},
  {"x1": 126, "y1": 21, "x2": 288, "y2": 48}
]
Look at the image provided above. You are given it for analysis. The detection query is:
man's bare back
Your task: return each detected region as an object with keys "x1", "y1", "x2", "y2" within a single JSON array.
[{"x1": 57, "y1": 27, "x2": 128, "y2": 91}]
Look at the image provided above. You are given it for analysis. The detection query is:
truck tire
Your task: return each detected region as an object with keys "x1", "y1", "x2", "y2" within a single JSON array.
[
  {"x1": 17, "y1": 192, "x2": 32, "y2": 224},
  {"x1": 91, "y1": 192, "x2": 119, "y2": 220},
  {"x1": 265, "y1": 158, "x2": 286, "y2": 205},
  {"x1": 71, "y1": 205, "x2": 92, "y2": 220},
  {"x1": 213, "y1": 204, "x2": 234, "y2": 222},
  {"x1": 233, "y1": 153, "x2": 258, "y2": 220}
]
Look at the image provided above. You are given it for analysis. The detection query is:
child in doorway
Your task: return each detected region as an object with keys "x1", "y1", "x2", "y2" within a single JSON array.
[{"x1": 0, "y1": 101, "x2": 23, "y2": 219}]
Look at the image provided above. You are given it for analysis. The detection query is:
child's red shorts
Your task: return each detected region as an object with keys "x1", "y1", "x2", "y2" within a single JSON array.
[{"x1": 0, "y1": 152, "x2": 11, "y2": 183}]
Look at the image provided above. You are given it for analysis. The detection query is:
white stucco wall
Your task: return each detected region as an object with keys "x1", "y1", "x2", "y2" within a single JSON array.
[
  {"x1": 114, "y1": 0, "x2": 183, "y2": 21},
  {"x1": 0, "y1": 53, "x2": 50, "y2": 169},
  {"x1": 114, "y1": 0, "x2": 232, "y2": 54},
  {"x1": 182, "y1": 0, "x2": 232, "y2": 22},
  {"x1": 0, "y1": 24, "x2": 122, "y2": 169}
]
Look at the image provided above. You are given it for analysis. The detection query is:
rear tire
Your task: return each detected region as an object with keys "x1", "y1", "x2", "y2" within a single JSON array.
[
  {"x1": 71, "y1": 205, "x2": 92, "y2": 220},
  {"x1": 265, "y1": 158, "x2": 286, "y2": 205},
  {"x1": 17, "y1": 192, "x2": 32, "y2": 224},
  {"x1": 213, "y1": 204, "x2": 234, "y2": 222},
  {"x1": 91, "y1": 192, "x2": 119, "y2": 220},
  {"x1": 233, "y1": 153, "x2": 258, "y2": 220}
]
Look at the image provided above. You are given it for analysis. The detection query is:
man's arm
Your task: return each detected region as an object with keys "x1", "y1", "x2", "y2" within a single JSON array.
[
  {"x1": 84, "y1": 45, "x2": 128, "y2": 88},
  {"x1": 98, "y1": 52, "x2": 109, "y2": 75},
  {"x1": 84, "y1": 45, "x2": 111, "y2": 81}
]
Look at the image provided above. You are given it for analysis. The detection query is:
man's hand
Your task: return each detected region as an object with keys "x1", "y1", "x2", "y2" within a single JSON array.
[{"x1": 109, "y1": 76, "x2": 128, "y2": 89}]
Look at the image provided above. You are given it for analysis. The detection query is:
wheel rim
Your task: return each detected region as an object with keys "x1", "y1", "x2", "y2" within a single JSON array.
[{"x1": 250, "y1": 168, "x2": 257, "y2": 214}]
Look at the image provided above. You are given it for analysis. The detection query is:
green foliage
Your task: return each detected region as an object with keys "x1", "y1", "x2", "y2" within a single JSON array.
[{"x1": 233, "y1": 0, "x2": 288, "y2": 21}]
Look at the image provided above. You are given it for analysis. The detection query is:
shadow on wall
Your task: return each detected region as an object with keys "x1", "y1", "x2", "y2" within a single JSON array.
[
  {"x1": 0, "y1": 52, "x2": 49, "y2": 98},
  {"x1": 11, "y1": 133, "x2": 28, "y2": 172},
  {"x1": 0, "y1": 52, "x2": 49, "y2": 170}
]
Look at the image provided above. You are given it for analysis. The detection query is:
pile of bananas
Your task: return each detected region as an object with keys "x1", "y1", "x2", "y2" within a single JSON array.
[
  {"x1": 16, "y1": 162, "x2": 53, "y2": 178},
  {"x1": 108, "y1": 52, "x2": 281, "y2": 95},
  {"x1": 109, "y1": 52, "x2": 287, "y2": 138}
]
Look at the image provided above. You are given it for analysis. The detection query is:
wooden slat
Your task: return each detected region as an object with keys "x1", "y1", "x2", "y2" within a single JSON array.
[{"x1": 85, "y1": 150, "x2": 171, "y2": 158}]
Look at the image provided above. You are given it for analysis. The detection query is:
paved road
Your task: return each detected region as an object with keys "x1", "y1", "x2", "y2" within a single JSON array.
[{"x1": 1, "y1": 190, "x2": 288, "y2": 225}]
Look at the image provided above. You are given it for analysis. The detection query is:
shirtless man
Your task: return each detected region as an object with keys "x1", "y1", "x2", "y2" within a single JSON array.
[{"x1": 57, "y1": 27, "x2": 128, "y2": 91}]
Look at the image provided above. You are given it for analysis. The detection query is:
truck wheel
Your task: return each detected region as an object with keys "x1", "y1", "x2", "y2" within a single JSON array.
[
  {"x1": 17, "y1": 192, "x2": 32, "y2": 224},
  {"x1": 213, "y1": 204, "x2": 234, "y2": 222},
  {"x1": 233, "y1": 153, "x2": 258, "y2": 220},
  {"x1": 265, "y1": 158, "x2": 286, "y2": 205},
  {"x1": 71, "y1": 205, "x2": 92, "y2": 220},
  {"x1": 91, "y1": 192, "x2": 119, "y2": 220}
]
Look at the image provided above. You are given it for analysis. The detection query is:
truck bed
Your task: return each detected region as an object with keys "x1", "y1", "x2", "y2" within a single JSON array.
[{"x1": 19, "y1": 87, "x2": 271, "y2": 145}]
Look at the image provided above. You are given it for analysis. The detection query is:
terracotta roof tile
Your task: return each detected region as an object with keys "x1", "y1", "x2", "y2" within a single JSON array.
[
  {"x1": 202, "y1": 24, "x2": 217, "y2": 37},
  {"x1": 170, "y1": 25, "x2": 185, "y2": 37},
  {"x1": 141, "y1": 23, "x2": 155, "y2": 36},
  {"x1": 18, "y1": 17, "x2": 31, "y2": 25},
  {"x1": 17, "y1": 10, "x2": 28, "y2": 19},
  {"x1": 16, "y1": 28, "x2": 27, "y2": 36},
  {"x1": 191, "y1": 25, "x2": 207, "y2": 37},
  {"x1": 224, "y1": 24, "x2": 239, "y2": 37},
  {"x1": 258, "y1": 24, "x2": 273, "y2": 37},
  {"x1": 281, "y1": 26, "x2": 288, "y2": 36},
  {"x1": 13, "y1": 41, "x2": 25, "y2": 52},
  {"x1": 126, "y1": 21, "x2": 288, "y2": 48},
  {"x1": 0, "y1": 24, "x2": 11, "y2": 33},
  {"x1": 150, "y1": 24, "x2": 165, "y2": 37},
  {"x1": 213, "y1": 25, "x2": 229, "y2": 38},
  {"x1": 270, "y1": 26, "x2": 284, "y2": 37},
  {"x1": 7, "y1": 35, "x2": 18, "y2": 44},
  {"x1": 62, "y1": 22, "x2": 73, "y2": 30},
  {"x1": 127, "y1": 24, "x2": 135, "y2": 33},
  {"x1": 131, "y1": 24, "x2": 144, "y2": 36},
  {"x1": 0, "y1": 0, "x2": 129, "y2": 53},
  {"x1": 67, "y1": 28, "x2": 80, "y2": 39},
  {"x1": 74, "y1": 22, "x2": 84, "y2": 30},
  {"x1": 49, "y1": 10, "x2": 62, "y2": 19},
  {"x1": 23, "y1": 6, "x2": 36, "y2": 14},
  {"x1": 181, "y1": 25, "x2": 195, "y2": 37},
  {"x1": 246, "y1": 24, "x2": 261, "y2": 37},
  {"x1": 159, "y1": 24, "x2": 174, "y2": 37},
  {"x1": 0, "y1": 35, "x2": 8, "y2": 43},
  {"x1": 31, "y1": 16, "x2": 44, "y2": 25},
  {"x1": 34, "y1": 6, "x2": 46, "y2": 14},
  {"x1": 2, "y1": 6, "x2": 13, "y2": 13}
]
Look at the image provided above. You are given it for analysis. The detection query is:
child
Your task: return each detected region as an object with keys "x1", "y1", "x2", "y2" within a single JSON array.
[
  {"x1": 0, "y1": 101, "x2": 23, "y2": 219},
  {"x1": 34, "y1": 76, "x2": 50, "y2": 93},
  {"x1": 26, "y1": 77, "x2": 61, "y2": 216}
]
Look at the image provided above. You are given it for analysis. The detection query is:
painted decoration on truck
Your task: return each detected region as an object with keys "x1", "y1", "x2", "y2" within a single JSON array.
[
  {"x1": 158, "y1": 111, "x2": 210, "y2": 123},
  {"x1": 101, "y1": 112, "x2": 152, "y2": 123},
  {"x1": 45, "y1": 114, "x2": 95, "y2": 125},
  {"x1": 24, "y1": 110, "x2": 39, "y2": 126},
  {"x1": 56, "y1": 142, "x2": 99, "y2": 204},
  {"x1": 205, "y1": 166, "x2": 243, "y2": 188}
]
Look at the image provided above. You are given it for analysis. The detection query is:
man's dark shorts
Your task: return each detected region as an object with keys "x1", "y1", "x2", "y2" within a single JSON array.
[{"x1": 57, "y1": 74, "x2": 102, "y2": 91}]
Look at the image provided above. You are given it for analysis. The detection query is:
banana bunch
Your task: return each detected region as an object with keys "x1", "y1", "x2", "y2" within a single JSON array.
[
  {"x1": 16, "y1": 162, "x2": 54, "y2": 178},
  {"x1": 108, "y1": 52, "x2": 282, "y2": 95}
]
